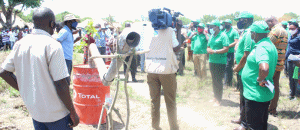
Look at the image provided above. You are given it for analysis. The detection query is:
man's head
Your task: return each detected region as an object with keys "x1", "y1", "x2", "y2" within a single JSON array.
[
  {"x1": 63, "y1": 14, "x2": 79, "y2": 30},
  {"x1": 289, "y1": 22, "x2": 299, "y2": 36},
  {"x1": 55, "y1": 22, "x2": 64, "y2": 33},
  {"x1": 235, "y1": 11, "x2": 254, "y2": 29},
  {"x1": 265, "y1": 16, "x2": 278, "y2": 30},
  {"x1": 223, "y1": 19, "x2": 232, "y2": 30},
  {"x1": 281, "y1": 21, "x2": 288, "y2": 29},
  {"x1": 250, "y1": 21, "x2": 270, "y2": 43},
  {"x1": 209, "y1": 20, "x2": 221, "y2": 35},
  {"x1": 196, "y1": 23, "x2": 205, "y2": 33},
  {"x1": 32, "y1": 7, "x2": 56, "y2": 35}
]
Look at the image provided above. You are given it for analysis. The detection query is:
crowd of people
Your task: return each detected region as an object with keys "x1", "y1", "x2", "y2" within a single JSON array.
[
  {"x1": 0, "y1": 28, "x2": 31, "y2": 51},
  {"x1": 0, "y1": 6, "x2": 300, "y2": 130}
]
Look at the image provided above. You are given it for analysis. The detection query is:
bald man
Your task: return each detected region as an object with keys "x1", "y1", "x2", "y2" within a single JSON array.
[
  {"x1": 0, "y1": 7, "x2": 79, "y2": 129},
  {"x1": 265, "y1": 16, "x2": 288, "y2": 116}
]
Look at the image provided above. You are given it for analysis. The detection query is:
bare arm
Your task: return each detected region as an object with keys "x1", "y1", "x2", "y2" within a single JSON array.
[
  {"x1": 233, "y1": 51, "x2": 250, "y2": 72},
  {"x1": 215, "y1": 46, "x2": 229, "y2": 54},
  {"x1": 0, "y1": 69, "x2": 18, "y2": 91},
  {"x1": 54, "y1": 78, "x2": 75, "y2": 113},
  {"x1": 257, "y1": 63, "x2": 269, "y2": 81},
  {"x1": 229, "y1": 39, "x2": 239, "y2": 48}
]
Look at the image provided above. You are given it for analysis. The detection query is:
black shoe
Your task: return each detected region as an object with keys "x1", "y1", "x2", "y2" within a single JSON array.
[
  {"x1": 289, "y1": 96, "x2": 297, "y2": 101},
  {"x1": 132, "y1": 78, "x2": 138, "y2": 82}
]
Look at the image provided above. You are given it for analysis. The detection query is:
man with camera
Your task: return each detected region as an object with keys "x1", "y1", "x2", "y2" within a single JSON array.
[{"x1": 146, "y1": 9, "x2": 185, "y2": 130}]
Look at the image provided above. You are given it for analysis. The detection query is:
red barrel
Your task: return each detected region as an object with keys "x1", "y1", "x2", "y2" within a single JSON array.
[{"x1": 73, "y1": 64, "x2": 110, "y2": 125}]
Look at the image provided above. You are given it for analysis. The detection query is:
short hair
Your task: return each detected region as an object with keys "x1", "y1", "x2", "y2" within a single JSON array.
[{"x1": 290, "y1": 22, "x2": 299, "y2": 28}]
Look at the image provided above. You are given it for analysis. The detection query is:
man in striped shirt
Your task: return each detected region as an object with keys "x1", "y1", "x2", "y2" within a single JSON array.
[{"x1": 2, "y1": 29, "x2": 10, "y2": 51}]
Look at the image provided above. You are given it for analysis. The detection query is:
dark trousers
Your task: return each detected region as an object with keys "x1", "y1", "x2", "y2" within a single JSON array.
[
  {"x1": 182, "y1": 49, "x2": 185, "y2": 67},
  {"x1": 287, "y1": 61, "x2": 298, "y2": 97},
  {"x1": 243, "y1": 98, "x2": 270, "y2": 130},
  {"x1": 209, "y1": 63, "x2": 226, "y2": 102},
  {"x1": 97, "y1": 47, "x2": 106, "y2": 62},
  {"x1": 124, "y1": 55, "x2": 137, "y2": 80},
  {"x1": 177, "y1": 50, "x2": 185, "y2": 75},
  {"x1": 224, "y1": 53, "x2": 234, "y2": 86},
  {"x1": 238, "y1": 74, "x2": 246, "y2": 127},
  {"x1": 65, "y1": 60, "x2": 72, "y2": 82},
  {"x1": 33, "y1": 114, "x2": 73, "y2": 130}
]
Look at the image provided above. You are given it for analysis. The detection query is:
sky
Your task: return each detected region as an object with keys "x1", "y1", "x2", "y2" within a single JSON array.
[{"x1": 21, "y1": 0, "x2": 300, "y2": 23}]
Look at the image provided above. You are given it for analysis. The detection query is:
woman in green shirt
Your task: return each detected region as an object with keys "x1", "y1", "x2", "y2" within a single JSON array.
[
  {"x1": 241, "y1": 21, "x2": 277, "y2": 130},
  {"x1": 207, "y1": 20, "x2": 229, "y2": 106}
]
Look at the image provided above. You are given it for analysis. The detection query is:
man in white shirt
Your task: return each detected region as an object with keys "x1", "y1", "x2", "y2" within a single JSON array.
[
  {"x1": 9, "y1": 29, "x2": 16, "y2": 49},
  {"x1": 0, "y1": 7, "x2": 79, "y2": 130},
  {"x1": 146, "y1": 26, "x2": 185, "y2": 130}
]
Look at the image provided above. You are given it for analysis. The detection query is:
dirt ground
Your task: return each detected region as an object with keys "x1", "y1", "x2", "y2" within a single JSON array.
[{"x1": 1, "y1": 51, "x2": 300, "y2": 130}]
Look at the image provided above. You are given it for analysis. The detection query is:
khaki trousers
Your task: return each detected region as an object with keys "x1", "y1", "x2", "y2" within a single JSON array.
[
  {"x1": 193, "y1": 54, "x2": 207, "y2": 78},
  {"x1": 147, "y1": 73, "x2": 178, "y2": 130},
  {"x1": 187, "y1": 46, "x2": 193, "y2": 61}
]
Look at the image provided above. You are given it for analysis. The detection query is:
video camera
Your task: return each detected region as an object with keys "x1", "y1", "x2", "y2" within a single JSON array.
[{"x1": 148, "y1": 7, "x2": 184, "y2": 30}]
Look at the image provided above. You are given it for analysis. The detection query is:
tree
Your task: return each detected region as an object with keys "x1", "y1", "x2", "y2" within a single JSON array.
[
  {"x1": 103, "y1": 14, "x2": 116, "y2": 24},
  {"x1": 178, "y1": 16, "x2": 191, "y2": 25},
  {"x1": 279, "y1": 12, "x2": 299, "y2": 22},
  {"x1": 120, "y1": 20, "x2": 133, "y2": 31},
  {"x1": 200, "y1": 14, "x2": 217, "y2": 24},
  {"x1": 0, "y1": 0, "x2": 42, "y2": 29},
  {"x1": 253, "y1": 14, "x2": 264, "y2": 22},
  {"x1": 55, "y1": 11, "x2": 80, "y2": 23}
]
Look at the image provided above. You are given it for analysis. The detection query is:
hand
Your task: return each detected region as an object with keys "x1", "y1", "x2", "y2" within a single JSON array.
[
  {"x1": 258, "y1": 79, "x2": 268, "y2": 87},
  {"x1": 69, "y1": 112, "x2": 80, "y2": 128},
  {"x1": 233, "y1": 64, "x2": 239, "y2": 73},
  {"x1": 75, "y1": 36, "x2": 82, "y2": 42},
  {"x1": 208, "y1": 49, "x2": 214, "y2": 54}
]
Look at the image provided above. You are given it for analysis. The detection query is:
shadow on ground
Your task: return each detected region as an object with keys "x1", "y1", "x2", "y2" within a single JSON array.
[
  {"x1": 277, "y1": 110, "x2": 300, "y2": 119},
  {"x1": 221, "y1": 99, "x2": 239, "y2": 107},
  {"x1": 92, "y1": 120, "x2": 124, "y2": 130},
  {"x1": 268, "y1": 123, "x2": 278, "y2": 130}
]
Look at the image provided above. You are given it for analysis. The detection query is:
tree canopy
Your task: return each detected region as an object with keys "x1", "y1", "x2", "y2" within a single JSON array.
[{"x1": 0, "y1": 0, "x2": 43, "y2": 29}]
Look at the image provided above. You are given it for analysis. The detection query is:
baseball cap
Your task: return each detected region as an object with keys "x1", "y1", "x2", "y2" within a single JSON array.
[
  {"x1": 288, "y1": 19, "x2": 297, "y2": 23},
  {"x1": 197, "y1": 23, "x2": 205, "y2": 28},
  {"x1": 250, "y1": 21, "x2": 270, "y2": 33},
  {"x1": 234, "y1": 11, "x2": 254, "y2": 21},
  {"x1": 210, "y1": 20, "x2": 221, "y2": 27},
  {"x1": 224, "y1": 19, "x2": 232, "y2": 24},
  {"x1": 281, "y1": 21, "x2": 288, "y2": 26}
]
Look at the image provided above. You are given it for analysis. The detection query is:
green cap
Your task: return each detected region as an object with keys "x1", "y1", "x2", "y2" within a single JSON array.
[
  {"x1": 197, "y1": 23, "x2": 205, "y2": 28},
  {"x1": 288, "y1": 19, "x2": 297, "y2": 23},
  {"x1": 210, "y1": 20, "x2": 221, "y2": 27},
  {"x1": 224, "y1": 19, "x2": 232, "y2": 24},
  {"x1": 281, "y1": 21, "x2": 288, "y2": 25},
  {"x1": 250, "y1": 21, "x2": 270, "y2": 33},
  {"x1": 234, "y1": 11, "x2": 254, "y2": 21},
  {"x1": 192, "y1": 19, "x2": 201, "y2": 23}
]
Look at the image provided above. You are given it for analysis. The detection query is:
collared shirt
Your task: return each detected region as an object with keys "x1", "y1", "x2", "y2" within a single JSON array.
[
  {"x1": 2, "y1": 32, "x2": 9, "y2": 42},
  {"x1": 268, "y1": 24, "x2": 288, "y2": 71},
  {"x1": 225, "y1": 28, "x2": 240, "y2": 53},
  {"x1": 207, "y1": 32, "x2": 229, "y2": 64},
  {"x1": 94, "y1": 31, "x2": 109, "y2": 47},
  {"x1": 191, "y1": 33, "x2": 208, "y2": 54},
  {"x1": 235, "y1": 28, "x2": 256, "y2": 75},
  {"x1": 242, "y1": 38, "x2": 278, "y2": 102},
  {"x1": 57, "y1": 25, "x2": 74, "y2": 60},
  {"x1": 1, "y1": 29, "x2": 70, "y2": 122},
  {"x1": 9, "y1": 31, "x2": 17, "y2": 42}
]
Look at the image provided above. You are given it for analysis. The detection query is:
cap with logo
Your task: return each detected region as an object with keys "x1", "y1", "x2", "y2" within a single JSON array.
[
  {"x1": 234, "y1": 11, "x2": 254, "y2": 21},
  {"x1": 250, "y1": 21, "x2": 270, "y2": 33}
]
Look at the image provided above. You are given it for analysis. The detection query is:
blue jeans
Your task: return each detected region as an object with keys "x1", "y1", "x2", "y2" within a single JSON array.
[
  {"x1": 97, "y1": 47, "x2": 106, "y2": 62},
  {"x1": 140, "y1": 53, "x2": 145, "y2": 72},
  {"x1": 32, "y1": 114, "x2": 73, "y2": 130},
  {"x1": 10, "y1": 41, "x2": 15, "y2": 49},
  {"x1": 65, "y1": 60, "x2": 72, "y2": 82},
  {"x1": 224, "y1": 53, "x2": 234, "y2": 86}
]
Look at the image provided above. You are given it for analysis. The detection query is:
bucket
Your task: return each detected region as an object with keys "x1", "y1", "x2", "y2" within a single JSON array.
[{"x1": 73, "y1": 64, "x2": 110, "y2": 125}]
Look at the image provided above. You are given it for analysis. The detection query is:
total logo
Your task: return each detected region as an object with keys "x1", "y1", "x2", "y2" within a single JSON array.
[{"x1": 78, "y1": 93, "x2": 101, "y2": 99}]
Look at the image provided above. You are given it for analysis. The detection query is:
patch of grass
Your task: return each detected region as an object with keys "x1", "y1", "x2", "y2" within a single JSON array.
[
  {"x1": 8, "y1": 87, "x2": 19, "y2": 97},
  {"x1": 1, "y1": 98, "x2": 7, "y2": 104}
]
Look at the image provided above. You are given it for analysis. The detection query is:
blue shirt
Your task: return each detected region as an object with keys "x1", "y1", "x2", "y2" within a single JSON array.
[
  {"x1": 286, "y1": 30, "x2": 300, "y2": 59},
  {"x1": 94, "y1": 31, "x2": 109, "y2": 47},
  {"x1": 57, "y1": 26, "x2": 74, "y2": 60}
]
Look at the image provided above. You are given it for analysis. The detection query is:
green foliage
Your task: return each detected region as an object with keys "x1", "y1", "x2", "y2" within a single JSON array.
[
  {"x1": 200, "y1": 14, "x2": 218, "y2": 24},
  {"x1": 179, "y1": 16, "x2": 191, "y2": 25},
  {"x1": 17, "y1": 10, "x2": 33, "y2": 23},
  {"x1": 253, "y1": 14, "x2": 264, "y2": 22},
  {"x1": 81, "y1": 17, "x2": 92, "y2": 22},
  {"x1": 102, "y1": 14, "x2": 116, "y2": 24},
  {"x1": 55, "y1": 11, "x2": 81, "y2": 23}
]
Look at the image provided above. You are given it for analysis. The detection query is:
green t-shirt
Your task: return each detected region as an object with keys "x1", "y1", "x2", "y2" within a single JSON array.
[
  {"x1": 191, "y1": 33, "x2": 208, "y2": 54},
  {"x1": 207, "y1": 32, "x2": 229, "y2": 64},
  {"x1": 242, "y1": 38, "x2": 278, "y2": 102},
  {"x1": 235, "y1": 28, "x2": 256, "y2": 75},
  {"x1": 225, "y1": 28, "x2": 240, "y2": 53}
]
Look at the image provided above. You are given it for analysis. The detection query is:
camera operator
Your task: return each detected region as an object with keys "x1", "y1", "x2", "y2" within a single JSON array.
[{"x1": 146, "y1": 25, "x2": 184, "y2": 130}]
